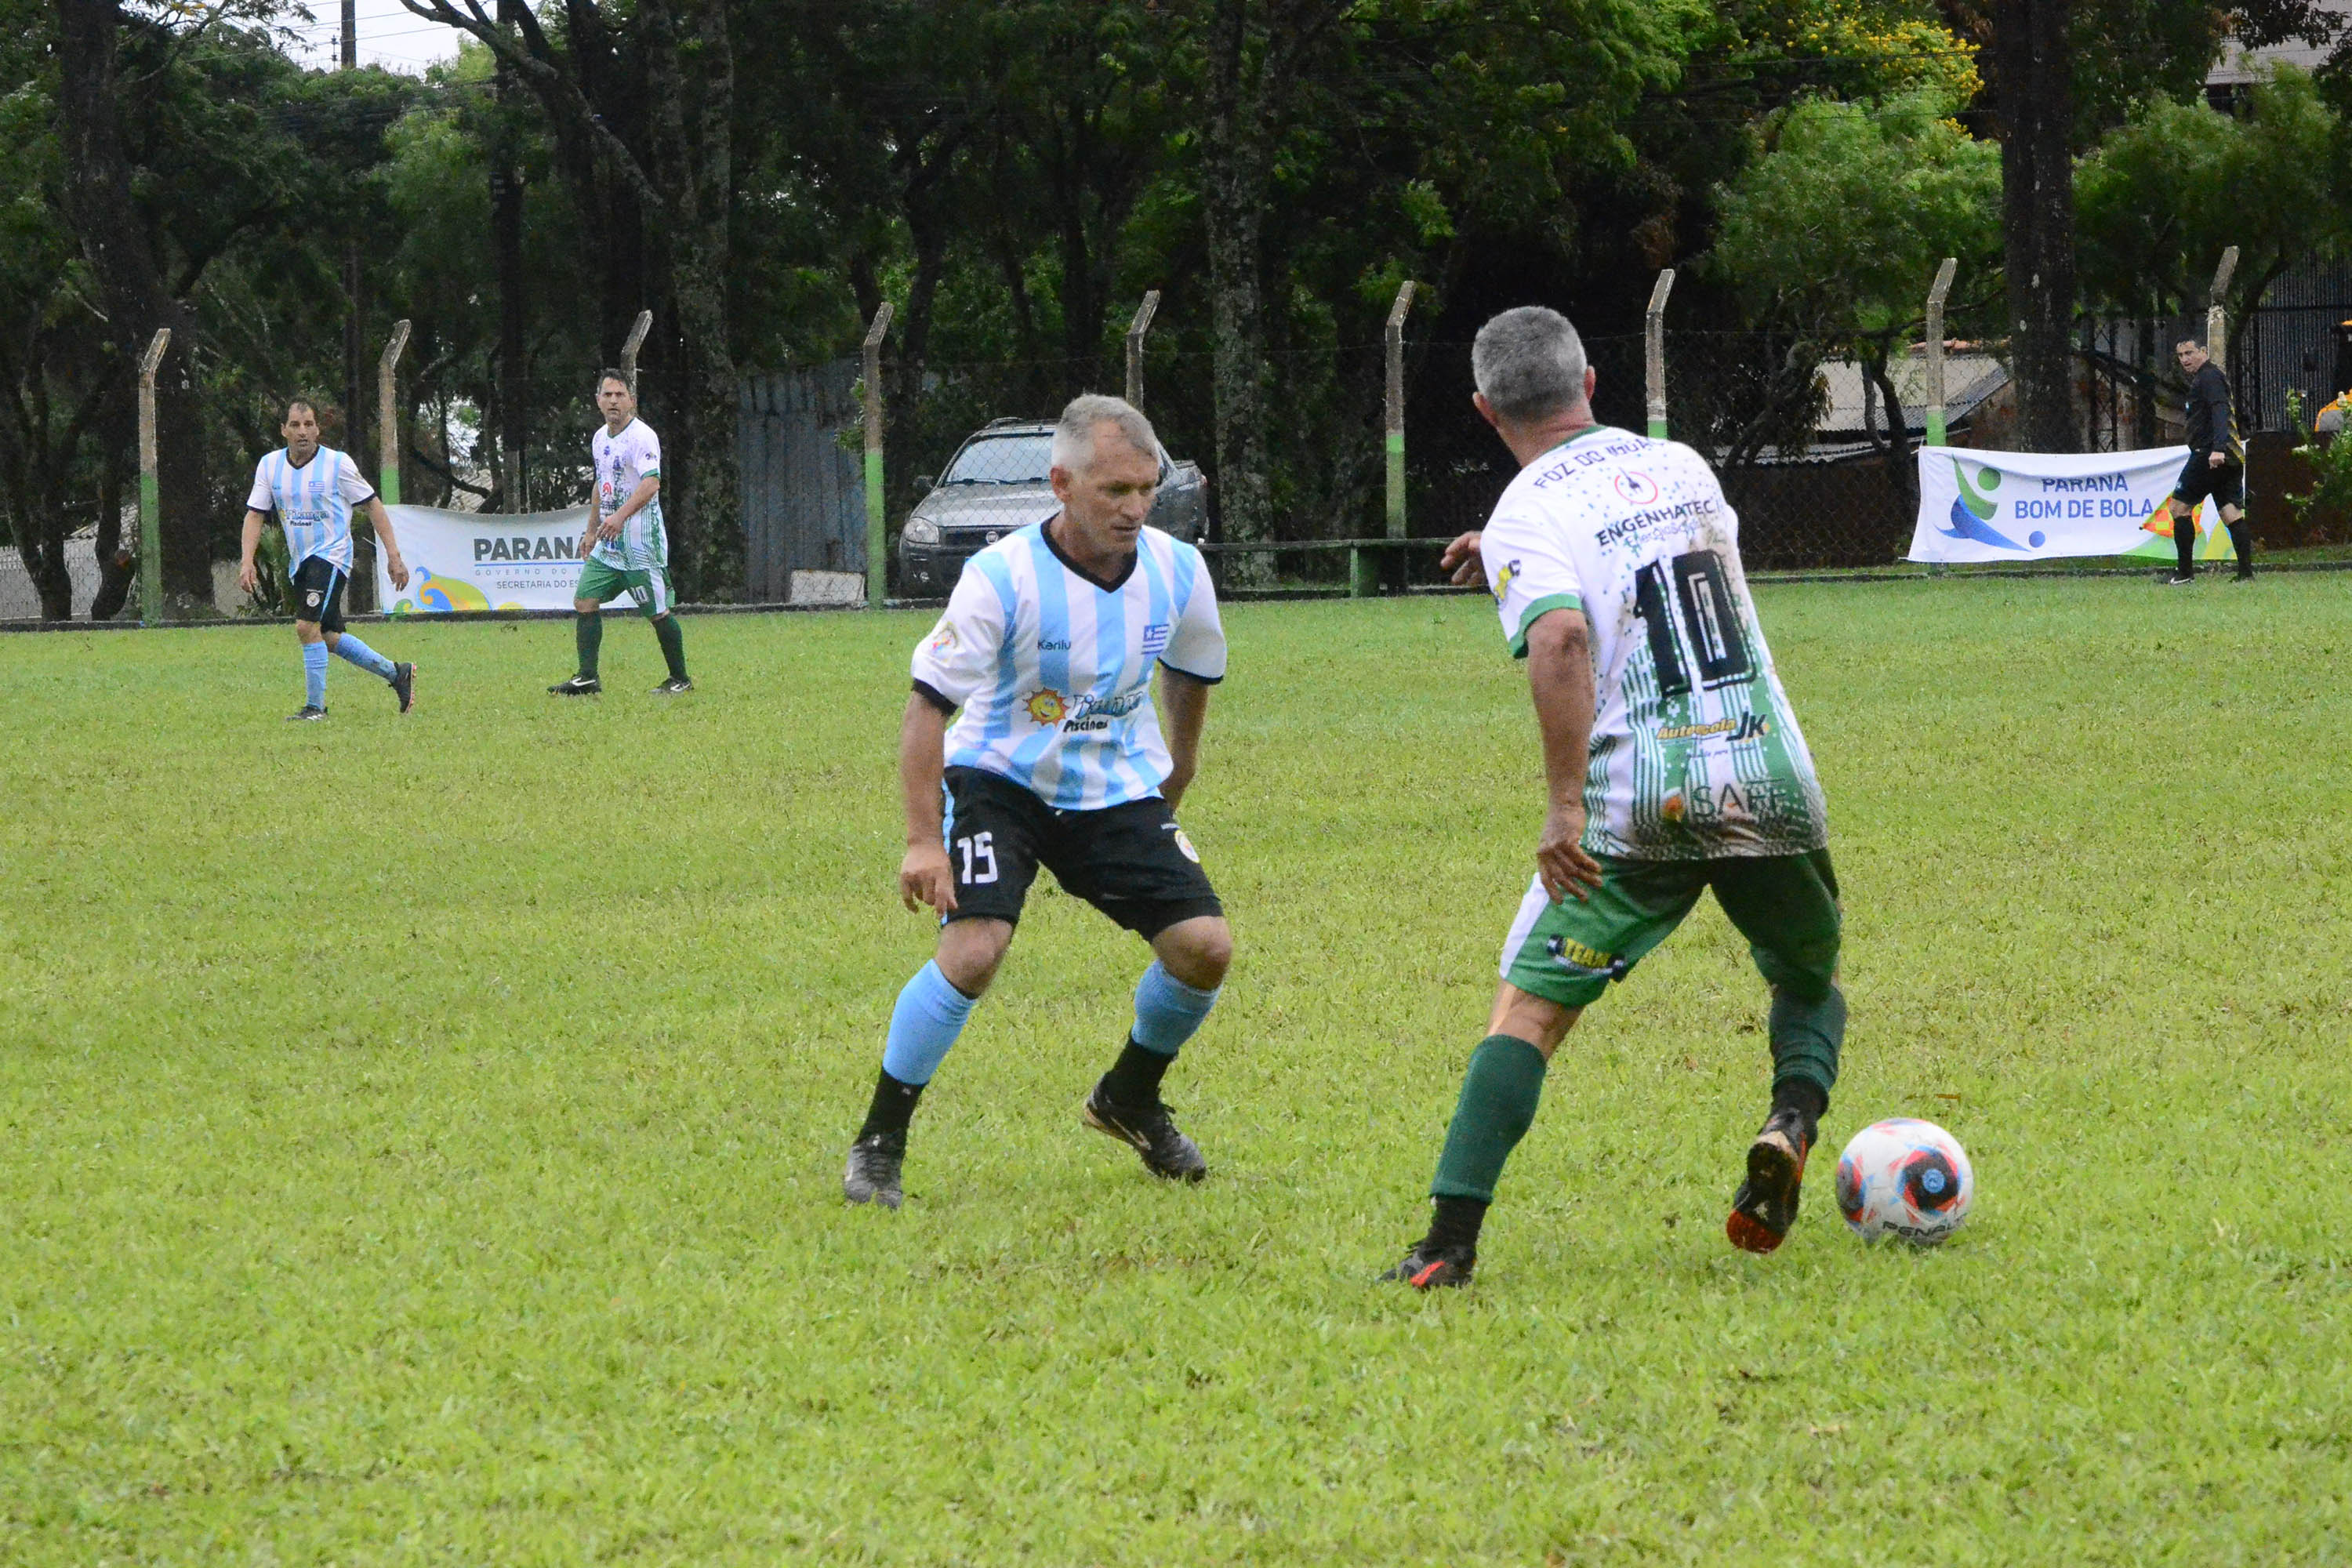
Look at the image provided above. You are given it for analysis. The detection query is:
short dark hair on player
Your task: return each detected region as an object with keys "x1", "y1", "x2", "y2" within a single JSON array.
[
  {"x1": 1473, "y1": 307, "x2": 1590, "y2": 423},
  {"x1": 599, "y1": 368, "x2": 630, "y2": 391},
  {"x1": 283, "y1": 397, "x2": 319, "y2": 422}
]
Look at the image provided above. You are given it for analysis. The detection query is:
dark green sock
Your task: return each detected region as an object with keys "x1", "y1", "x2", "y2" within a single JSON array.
[
  {"x1": 653, "y1": 613, "x2": 687, "y2": 681},
  {"x1": 1768, "y1": 983, "x2": 1846, "y2": 1112},
  {"x1": 1429, "y1": 1034, "x2": 1549, "y2": 1202},
  {"x1": 576, "y1": 611, "x2": 603, "y2": 679}
]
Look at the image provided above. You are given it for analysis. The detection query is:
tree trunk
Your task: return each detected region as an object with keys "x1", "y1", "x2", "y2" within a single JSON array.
[
  {"x1": 642, "y1": 0, "x2": 738, "y2": 598},
  {"x1": 493, "y1": 55, "x2": 528, "y2": 510},
  {"x1": 1992, "y1": 0, "x2": 2078, "y2": 452},
  {"x1": 1864, "y1": 348, "x2": 1919, "y2": 528},
  {"x1": 53, "y1": 0, "x2": 212, "y2": 605},
  {"x1": 1200, "y1": 0, "x2": 1275, "y2": 560}
]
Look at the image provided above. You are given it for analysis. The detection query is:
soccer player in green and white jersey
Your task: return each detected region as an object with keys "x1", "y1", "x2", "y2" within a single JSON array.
[
  {"x1": 1384, "y1": 307, "x2": 1847, "y2": 1289},
  {"x1": 549, "y1": 370, "x2": 691, "y2": 696}
]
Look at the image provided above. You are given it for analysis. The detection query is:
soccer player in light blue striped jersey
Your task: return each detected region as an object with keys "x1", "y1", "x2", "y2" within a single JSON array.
[
  {"x1": 238, "y1": 398, "x2": 416, "y2": 721},
  {"x1": 842, "y1": 394, "x2": 1233, "y2": 1209}
]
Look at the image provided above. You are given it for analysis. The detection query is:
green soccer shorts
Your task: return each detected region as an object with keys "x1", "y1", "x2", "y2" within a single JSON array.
[
  {"x1": 1497, "y1": 849, "x2": 1842, "y2": 1009},
  {"x1": 576, "y1": 555, "x2": 673, "y2": 617}
]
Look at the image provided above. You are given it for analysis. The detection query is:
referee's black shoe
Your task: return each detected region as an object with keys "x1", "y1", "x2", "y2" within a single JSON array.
[
  {"x1": 1380, "y1": 1241, "x2": 1475, "y2": 1290},
  {"x1": 2158, "y1": 571, "x2": 2196, "y2": 586},
  {"x1": 1083, "y1": 1079, "x2": 1207, "y2": 1182},
  {"x1": 548, "y1": 674, "x2": 602, "y2": 695},
  {"x1": 284, "y1": 704, "x2": 328, "y2": 722},
  {"x1": 390, "y1": 662, "x2": 417, "y2": 713},
  {"x1": 843, "y1": 1129, "x2": 906, "y2": 1209}
]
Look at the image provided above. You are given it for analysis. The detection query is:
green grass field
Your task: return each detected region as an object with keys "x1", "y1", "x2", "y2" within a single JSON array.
[{"x1": 4, "y1": 576, "x2": 2350, "y2": 1564}]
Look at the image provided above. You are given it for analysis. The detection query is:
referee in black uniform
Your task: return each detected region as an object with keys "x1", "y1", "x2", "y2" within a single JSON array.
[{"x1": 2162, "y1": 338, "x2": 2254, "y2": 584}]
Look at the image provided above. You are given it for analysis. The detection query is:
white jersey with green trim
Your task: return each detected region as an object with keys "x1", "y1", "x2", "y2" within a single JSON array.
[
  {"x1": 1482, "y1": 425, "x2": 1827, "y2": 860},
  {"x1": 589, "y1": 418, "x2": 666, "y2": 572}
]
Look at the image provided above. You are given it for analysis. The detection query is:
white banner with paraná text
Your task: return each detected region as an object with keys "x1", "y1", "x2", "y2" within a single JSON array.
[{"x1": 1908, "y1": 445, "x2": 2241, "y2": 564}]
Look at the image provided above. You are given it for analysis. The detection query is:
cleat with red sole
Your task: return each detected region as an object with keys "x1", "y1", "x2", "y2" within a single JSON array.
[
  {"x1": 1727, "y1": 1108, "x2": 1811, "y2": 1254},
  {"x1": 1379, "y1": 1243, "x2": 1475, "y2": 1290}
]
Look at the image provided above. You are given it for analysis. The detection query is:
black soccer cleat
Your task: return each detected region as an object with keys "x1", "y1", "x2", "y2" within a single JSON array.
[
  {"x1": 1727, "y1": 1106, "x2": 1811, "y2": 1254},
  {"x1": 1380, "y1": 1242, "x2": 1475, "y2": 1290},
  {"x1": 2229, "y1": 570, "x2": 2256, "y2": 583},
  {"x1": 843, "y1": 1130, "x2": 906, "y2": 1209},
  {"x1": 2158, "y1": 571, "x2": 2196, "y2": 586},
  {"x1": 1083, "y1": 1079, "x2": 1207, "y2": 1182},
  {"x1": 285, "y1": 704, "x2": 328, "y2": 722},
  {"x1": 390, "y1": 662, "x2": 416, "y2": 713},
  {"x1": 650, "y1": 677, "x2": 695, "y2": 695},
  {"x1": 548, "y1": 674, "x2": 602, "y2": 696}
]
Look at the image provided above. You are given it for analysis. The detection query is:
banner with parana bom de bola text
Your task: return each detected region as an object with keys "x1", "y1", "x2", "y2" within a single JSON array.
[
  {"x1": 1907, "y1": 445, "x2": 2243, "y2": 564},
  {"x1": 376, "y1": 504, "x2": 644, "y2": 614}
]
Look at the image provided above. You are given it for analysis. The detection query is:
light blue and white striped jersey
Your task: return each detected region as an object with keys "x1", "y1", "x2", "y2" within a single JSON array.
[
  {"x1": 589, "y1": 419, "x2": 666, "y2": 572},
  {"x1": 245, "y1": 446, "x2": 376, "y2": 572},
  {"x1": 912, "y1": 522, "x2": 1227, "y2": 810}
]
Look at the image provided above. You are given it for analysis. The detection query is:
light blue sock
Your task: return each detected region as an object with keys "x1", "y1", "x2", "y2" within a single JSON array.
[
  {"x1": 303, "y1": 642, "x2": 328, "y2": 708},
  {"x1": 1131, "y1": 960, "x2": 1221, "y2": 1056},
  {"x1": 332, "y1": 633, "x2": 396, "y2": 681},
  {"x1": 880, "y1": 960, "x2": 978, "y2": 1086}
]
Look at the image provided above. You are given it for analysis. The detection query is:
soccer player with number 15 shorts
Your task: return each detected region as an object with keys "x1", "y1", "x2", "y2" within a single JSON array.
[
  {"x1": 841, "y1": 394, "x2": 1233, "y2": 1210},
  {"x1": 1386, "y1": 307, "x2": 1847, "y2": 1288}
]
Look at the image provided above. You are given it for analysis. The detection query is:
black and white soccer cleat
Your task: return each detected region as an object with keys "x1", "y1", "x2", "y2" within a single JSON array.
[
  {"x1": 1083, "y1": 1079, "x2": 1207, "y2": 1182},
  {"x1": 390, "y1": 662, "x2": 417, "y2": 713},
  {"x1": 285, "y1": 704, "x2": 328, "y2": 722},
  {"x1": 843, "y1": 1130, "x2": 906, "y2": 1209},
  {"x1": 650, "y1": 677, "x2": 695, "y2": 695},
  {"x1": 548, "y1": 674, "x2": 602, "y2": 696}
]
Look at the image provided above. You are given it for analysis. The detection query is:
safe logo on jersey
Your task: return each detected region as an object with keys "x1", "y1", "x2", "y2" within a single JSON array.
[{"x1": 1612, "y1": 470, "x2": 1661, "y2": 506}]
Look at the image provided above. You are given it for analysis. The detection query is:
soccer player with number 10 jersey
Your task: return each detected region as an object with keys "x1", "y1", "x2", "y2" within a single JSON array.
[{"x1": 1386, "y1": 307, "x2": 1848, "y2": 1288}]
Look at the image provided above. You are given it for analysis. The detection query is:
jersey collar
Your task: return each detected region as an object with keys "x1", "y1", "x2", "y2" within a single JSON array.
[{"x1": 1041, "y1": 512, "x2": 1137, "y2": 593}]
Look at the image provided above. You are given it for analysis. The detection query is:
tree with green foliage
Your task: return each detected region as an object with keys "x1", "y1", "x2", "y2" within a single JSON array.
[{"x1": 1714, "y1": 87, "x2": 2000, "y2": 506}]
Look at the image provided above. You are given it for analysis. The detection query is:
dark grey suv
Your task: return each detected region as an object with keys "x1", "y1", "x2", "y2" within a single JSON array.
[{"x1": 896, "y1": 419, "x2": 1208, "y2": 596}]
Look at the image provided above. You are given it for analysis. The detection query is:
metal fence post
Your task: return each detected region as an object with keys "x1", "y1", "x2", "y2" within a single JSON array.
[
  {"x1": 1644, "y1": 269, "x2": 1675, "y2": 439},
  {"x1": 2207, "y1": 245, "x2": 2238, "y2": 367},
  {"x1": 1124, "y1": 290, "x2": 1160, "y2": 408},
  {"x1": 862, "y1": 303, "x2": 895, "y2": 608},
  {"x1": 1923, "y1": 258, "x2": 1957, "y2": 447},
  {"x1": 1356, "y1": 279, "x2": 1415, "y2": 598},
  {"x1": 136, "y1": 328, "x2": 170, "y2": 626}
]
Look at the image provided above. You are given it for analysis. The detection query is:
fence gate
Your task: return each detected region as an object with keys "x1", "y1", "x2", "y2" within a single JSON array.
[{"x1": 740, "y1": 361, "x2": 864, "y2": 601}]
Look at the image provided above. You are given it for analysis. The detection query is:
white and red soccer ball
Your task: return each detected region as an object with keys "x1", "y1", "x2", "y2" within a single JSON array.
[{"x1": 1835, "y1": 1118, "x2": 1974, "y2": 1244}]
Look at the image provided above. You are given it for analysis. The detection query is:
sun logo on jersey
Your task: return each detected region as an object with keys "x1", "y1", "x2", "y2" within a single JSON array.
[{"x1": 1024, "y1": 689, "x2": 1067, "y2": 725}]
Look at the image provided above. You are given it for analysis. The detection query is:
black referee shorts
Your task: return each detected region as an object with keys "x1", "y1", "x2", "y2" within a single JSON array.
[
  {"x1": 2176, "y1": 452, "x2": 2242, "y2": 510},
  {"x1": 938, "y1": 765, "x2": 1222, "y2": 939}
]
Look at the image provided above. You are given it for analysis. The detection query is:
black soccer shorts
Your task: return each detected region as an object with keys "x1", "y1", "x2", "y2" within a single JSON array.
[
  {"x1": 2175, "y1": 452, "x2": 2243, "y2": 510},
  {"x1": 938, "y1": 765, "x2": 1222, "y2": 939},
  {"x1": 290, "y1": 555, "x2": 349, "y2": 632}
]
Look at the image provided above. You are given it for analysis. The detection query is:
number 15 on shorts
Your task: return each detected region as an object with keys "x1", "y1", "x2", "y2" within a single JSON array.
[{"x1": 955, "y1": 832, "x2": 999, "y2": 885}]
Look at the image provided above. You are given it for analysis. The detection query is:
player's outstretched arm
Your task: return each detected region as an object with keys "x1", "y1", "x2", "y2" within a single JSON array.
[
  {"x1": 1439, "y1": 530, "x2": 1484, "y2": 587},
  {"x1": 1157, "y1": 669, "x2": 1212, "y2": 812},
  {"x1": 1524, "y1": 608, "x2": 1603, "y2": 903},
  {"x1": 365, "y1": 498, "x2": 408, "y2": 590},
  {"x1": 898, "y1": 691, "x2": 958, "y2": 914},
  {"x1": 237, "y1": 510, "x2": 267, "y2": 595}
]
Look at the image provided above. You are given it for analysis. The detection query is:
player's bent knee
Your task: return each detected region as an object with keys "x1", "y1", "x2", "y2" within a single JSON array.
[
  {"x1": 936, "y1": 917, "x2": 1014, "y2": 996},
  {"x1": 575, "y1": 598, "x2": 600, "y2": 615},
  {"x1": 1153, "y1": 916, "x2": 1232, "y2": 988},
  {"x1": 1488, "y1": 982, "x2": 1580, "y2": 1059}
]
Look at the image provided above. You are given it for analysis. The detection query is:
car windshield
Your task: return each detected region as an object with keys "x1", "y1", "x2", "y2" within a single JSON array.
[{"x1": 941, "y1": 434, "x2": 1052, "y2": 485}]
